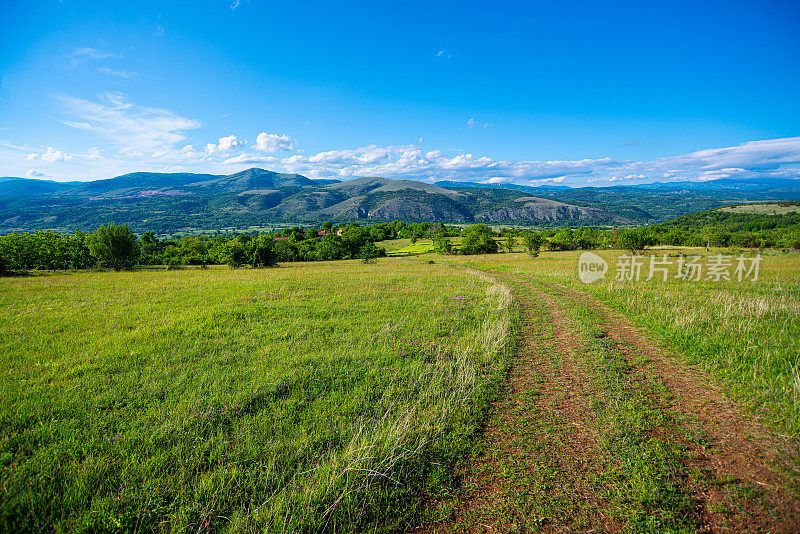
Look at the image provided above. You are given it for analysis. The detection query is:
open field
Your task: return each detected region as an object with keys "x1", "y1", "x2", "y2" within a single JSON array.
[
  {"x1": 385, "y1": 240, "x2": 436, "y2": 256},
  {"x1": 719, "y1": 203, "x2": 800, "y2": 215},
  {"x1": 2, "y1": 248, "x2": 799, "y2": 532},
  {"x1": 0, "y1": 260, "x2": 512, "y2": 532}
]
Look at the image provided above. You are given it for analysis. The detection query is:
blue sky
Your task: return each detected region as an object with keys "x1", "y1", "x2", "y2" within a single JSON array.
[{"x1": 1, "y1": 0, "x2": 799, "y2": 185}]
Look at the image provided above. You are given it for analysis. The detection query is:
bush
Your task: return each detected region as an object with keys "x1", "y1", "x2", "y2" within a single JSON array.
[
  {"x1": 250, "y1": 235, "x2": 277, "y2": 267},
  {"x1": 224, "y1": 241, "x2": 248, "y2": 268},
  {"x1": 615, "y1": 227, "x2": 657, "y2": 255},
  {"x1": 459, "y1": 224, "x2": 499, "y2": 255},
  {"x1": 88, "y1": 224, "x2": 140, "y2": 271},
  {"x1": 522, "y1": 232, "x2": 544, "y2": 257},
  {"x1": 358, "y1": 242, "x2": 382, "y2": 263},
  {"x1": 433, "y1": 234, "x2": 453, "y2": 255}
]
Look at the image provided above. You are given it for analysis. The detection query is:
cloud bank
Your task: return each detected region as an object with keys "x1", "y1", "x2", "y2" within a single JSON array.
[{"x1": 2, "y1": 93, "x2": 798, "y2": 186}]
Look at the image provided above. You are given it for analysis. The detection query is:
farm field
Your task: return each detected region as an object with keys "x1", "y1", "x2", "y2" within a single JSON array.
[
  {"x1": 0, "y1": 260, "x2": 512, "y2": 532},
  {"x1": 384, "y1": 239, "x2": 436, "y2": 256},
  {"x1": 1, "y1": 248, "x2": 799, "y2": 532}
]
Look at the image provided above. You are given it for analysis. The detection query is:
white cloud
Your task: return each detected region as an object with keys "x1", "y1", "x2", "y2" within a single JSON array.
[
  {"x1": 436, "y1": 50, "x2": 453, "y2": 59},
  {"x1": 25, "y1": 169, "x2": 48, "y2": 178},
  {"x1": 205, "y1": 134, "x2": 245, "y2": 155},
  {"x1": 658, "y1": 137, "x2": 800, "y2": 171},
  {"x1": 223, "y1": 154, "x2": 279, "y2": 165},
  {"x1": 467, "y1": 118, "x2": 493, "y2": 129},
  {"x1": 218, "y1": 134, "x2": 243, "y2": 151},
  {"x1": 4, "y1": 122, "x2": 800, "y2": 187},
  {"x1": 276, "y1": 144, "x2": 613, "y2": 182},
  {"x1": 27, "y1": 146, "x2": 73, "y2": 162},
  {"x1": 306, "y1": 145, "x2": 391, "y2": 165},
  {"x1": 60, "y1": 92, "x2": 201, "y2": 152},
  {"x1": 71, "y1": 48, "x2": 119, "y2": 62},
  {"x1": 275, "y1": 137, "x2": 800, "y2": 186},
  {"x1": 98, "y1": 67, "x2": 137, "y2": 78},
  {"x1": 254, "y1": 132, "x2": 293, "y2": 153}
]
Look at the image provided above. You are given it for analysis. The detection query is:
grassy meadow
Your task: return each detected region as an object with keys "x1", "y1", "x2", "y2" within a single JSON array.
[
  {"x1": 0, "y1": 259, "x2": 512, "y2": 532},
  {"x1": 383, "y1": 239, "x2": 436, "y2": 256},
  {"x1": 2, "y1": 244, "x2": 799, "y2": 532}
]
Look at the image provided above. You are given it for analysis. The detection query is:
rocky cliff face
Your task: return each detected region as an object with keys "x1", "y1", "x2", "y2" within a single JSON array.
[
  {"x1": 367, "y1": 196, "x2": 471, "y2": 222},
  {"x1": 475, "y1": 197, "x2": 612, "y2": 223}
]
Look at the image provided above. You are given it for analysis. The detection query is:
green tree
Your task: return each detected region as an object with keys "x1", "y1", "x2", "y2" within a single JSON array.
[
  {"x1": 88, "y1": 224, "x2": 140, "y2": 271},
  {"x1": 315, "y1": 236, "x2": 346, "y2": 261},
  {"x1": 358, "y1": 242, "x2": 382, "y2": 263},
  {"x1": 548, "y1": 228, "x2": 575, "y2": 251},
  {"x1": 460, "y1": 224, "x2": 499, "y2": 255},
  {"x1": 249, "y1": 235, "x2": 277, "y2": 267},
  {"x1": 223, "y1": 240, "x2": 248, "y2": 268},
  {"x1": 615, "y1": 227, "x2": 657, "y2": 255},
  {"x1": 505, "y1": 235, "x2": 515, "y2": 253},
  {"x1": 522, "y1": 231, "x2": 544, "y2": 257},
  {"x1": 433, "y1": 234, "x2": 453, "y2": 255}
]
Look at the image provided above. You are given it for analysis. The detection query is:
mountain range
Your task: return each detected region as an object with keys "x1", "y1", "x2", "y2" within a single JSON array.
[{"x1": 1, "y1": 168, "x2": 799, "y2": 233}]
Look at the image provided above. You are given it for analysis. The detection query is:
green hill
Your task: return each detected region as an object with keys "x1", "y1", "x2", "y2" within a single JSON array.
[
  {"x1": 0, "y1": 169, "x2": 630, "y2": 232},
  {"x1": 2, "y1": 169, "x2": 799, "y2": 233}
]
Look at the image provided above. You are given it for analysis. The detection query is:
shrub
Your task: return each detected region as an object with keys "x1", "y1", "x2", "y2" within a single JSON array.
[
  {"x1": 615, "y1": 227, "x2": 657, "y2": 255},
  {"x1": 460, "y1": 224, "x2": 499, "y2": 255},
  {"x1": 358, "y1": 242, "x2": 382, "y2": 263},
  {"x1": 522, "y1": 232, "x2": 544, "y2": 257},
  {"x1": 88, "y1": 224, "x2": 140, "y2": 271},
  {"x1": 224, "y1": 241, "x2": 248, "y2": 268},
  {"x1": 250, "y1": 235, "x2": 277, "y2": 267},
  {"x1": 433, "y1": 234, "x2": 453, "y2": 255}
]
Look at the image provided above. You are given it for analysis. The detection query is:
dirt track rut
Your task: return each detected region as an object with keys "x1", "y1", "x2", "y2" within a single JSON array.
[{"x1": 418, "y1": 269, "x2": 799, "y2": 533}]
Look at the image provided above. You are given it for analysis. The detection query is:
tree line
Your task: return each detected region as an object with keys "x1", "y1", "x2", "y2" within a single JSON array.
[
  {"x1": 0, "y1": 221, "x2": 435, "y2": 272},
  {"x1": 1, "y1": 213, "x2": 797, "y2": 274}
]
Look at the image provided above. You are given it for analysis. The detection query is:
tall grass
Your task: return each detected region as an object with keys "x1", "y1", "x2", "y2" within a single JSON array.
[
  {"x1": 0, "y1": 259, "x2": 512, "y2": 532},
  {"x1": 586, "y1": 257, "x2": 800, "y2": 435},
  {"x1": 460, "y1": 249, "x2": 800, "y2": 437}
]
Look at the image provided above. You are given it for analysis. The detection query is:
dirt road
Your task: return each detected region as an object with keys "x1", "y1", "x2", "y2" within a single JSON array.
[{"x1": 419, "y1": 270, "x2": 799, "y2": 533}]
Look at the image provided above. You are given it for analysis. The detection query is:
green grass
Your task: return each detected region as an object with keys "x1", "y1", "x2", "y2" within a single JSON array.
[
  {"x1": 0, "y1": 259, "x2": 512, "y2": 532},
  {"x1": 576, "y1": 250, "x2": 800, "y2": 436},
  {"x1": 385, "y1": 240, "x2": 436, "y2": 256},
  {"x1": 456, "y1": 248, "x2": 800, "y2": 437},
  {"x1": 4, "y1": 246, "x2": 798, "y2": 532},
  {"x1": 551, "y1": 285, "x2": 696, "y2": 532}
]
